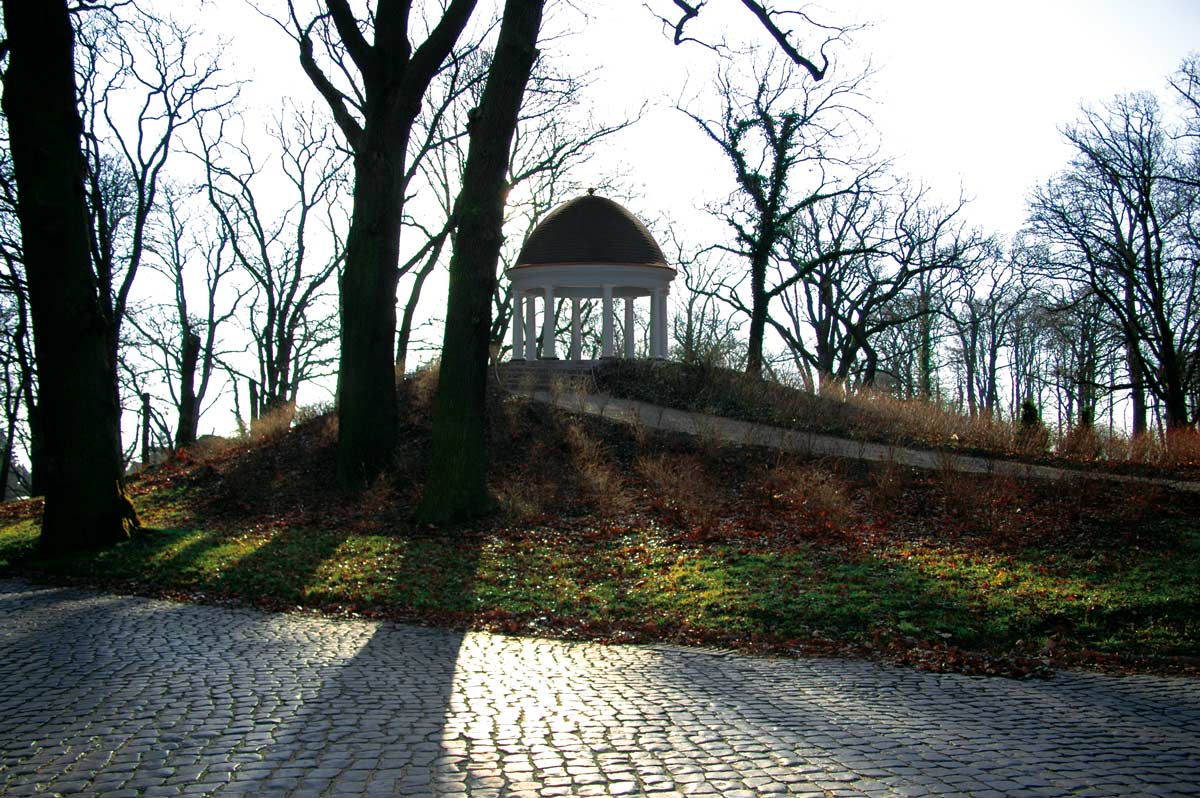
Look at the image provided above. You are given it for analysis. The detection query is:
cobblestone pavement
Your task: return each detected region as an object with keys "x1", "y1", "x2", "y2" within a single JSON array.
[{"x1": 1, "y1": 578, "x2": 1198, "y2": 797}]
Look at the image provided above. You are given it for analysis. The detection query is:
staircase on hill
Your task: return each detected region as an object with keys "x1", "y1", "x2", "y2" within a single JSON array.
[{"x1": 494, "y1": 360, "x2": 599, "y2": 394}]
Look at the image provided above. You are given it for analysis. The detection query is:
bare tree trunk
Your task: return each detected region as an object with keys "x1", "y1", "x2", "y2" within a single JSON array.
[
  {"x1": 175, "y1": 331, "x2": 201, "y2": 447},
  {"x1": 1160, "y1": 349, "x2": 1191, "y2": 430},
  {"x1": 249, "y1": 380, "x2": 260, "y2": 422},
  {"x1": 961, "y1": 328, "x2": 979, "y2": 416},
  {"x1": 9, "y1": 266, "x2": 41, "y2": 494},
  {"x1": 2, "y1": 0, "x2": 139, "y2": 550},
  {"x1": 288, "y1": 0, "x2": 477, "y2": 488},
  {"x1": 140, "y1": 393, "x2": 151, "y2": 468},
  {"x1": 419, "y1": 0, "x2": 544, "y2": 524},
  {"x1": 336, "y1": 151, "x2": 407, "y2": 481},
  {"x1": 0, "y1": 392, "x2": 14, "y2": 500},
  {"x1": 395, "y1": 234, "x2": 447, "y2": 376},
  {"x1": 1125, "y1": 283, "x2": 1148, "y2": 436},
  {"x1": 917, "y1": 290, "x2": 934, "y2": 400}
]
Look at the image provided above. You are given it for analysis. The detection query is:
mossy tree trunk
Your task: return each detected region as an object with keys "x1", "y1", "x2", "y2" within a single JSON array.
[
  {"x1": 2, "y1": 0, "x2": 139, "y2": 551},
  {"x1": 418, "y1": 0, "x2": 544, "y2": 524}
]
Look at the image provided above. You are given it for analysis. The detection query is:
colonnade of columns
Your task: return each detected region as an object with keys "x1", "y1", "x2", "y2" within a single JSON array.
[{"x1": 511, "y1": 286, "x2": 668, "y2": 361}]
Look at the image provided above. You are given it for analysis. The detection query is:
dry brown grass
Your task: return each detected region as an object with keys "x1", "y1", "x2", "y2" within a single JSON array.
[
  {"x1": 597, "y1": 361, "x2": 1200, "y2": 480},
  {"x1": 564, "y1": 422, "x2": 629, "y2": 512},
  {"x1": 839, "y1": 385, "x2": 1200, "y2": 477},
  {"x1": 864, "y1": 457, "x2": 906, "y2": 518},
  {"x1": 933, "y1": 465, "x2": 1033, "y2": 540},
  {"x1": 753, "y1": 459, "x2": 855, "y2": 533},
  {"x1": 1097, "y1": 427, "x2": 1200, "y2": 469},
  {"x1": 406, "y1": 361, "x2": 441, "y2": 407},
  {"x1": 1162, "y1": 429, "x2": 1200, "y2": 468},
  {"x1": 248, "y1": 402, "x2": 297, "y2": 442},
  {"x1": 1057, "y1": 424, "x2": 1103, "y2": 461},
  {"x1": 635, "y1": 452, "x2": 719, "y2": 532},
  {"x1": 842, "y1": 388, "x2": 1017, "y2": 452}
]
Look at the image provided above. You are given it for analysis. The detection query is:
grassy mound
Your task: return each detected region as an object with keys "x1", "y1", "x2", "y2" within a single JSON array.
[{"x1": 1, "y1": 374, "x2": 1197, "y2": 678}]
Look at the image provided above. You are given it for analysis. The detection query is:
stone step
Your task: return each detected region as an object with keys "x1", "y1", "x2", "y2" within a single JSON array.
[{"x1": 494, "y1": 360, "x2": 599, "y2": 393}]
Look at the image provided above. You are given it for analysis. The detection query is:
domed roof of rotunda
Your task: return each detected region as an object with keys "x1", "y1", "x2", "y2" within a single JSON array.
[{"x1": 513, "y1": 193, "x2": 668, "y2": 268}]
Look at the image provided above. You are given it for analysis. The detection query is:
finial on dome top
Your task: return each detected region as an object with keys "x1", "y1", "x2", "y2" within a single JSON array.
[{"x1": 587, "y1": 187, "x2": 595, "y2": 195}]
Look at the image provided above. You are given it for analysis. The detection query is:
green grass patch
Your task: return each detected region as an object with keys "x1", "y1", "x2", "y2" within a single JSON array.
[
  {"x1": 7, "y1": 512, "x2": 1194, "y2": 675},
  {"x1": 0, "y1": 518, "x2": 38, "y2": 569},
  {"x1": 879, "y1": 528, "x2": 1200, "y2": 656},
  {"x1": 4, "y1": 507, "x2": 1197, "y2": 676}
]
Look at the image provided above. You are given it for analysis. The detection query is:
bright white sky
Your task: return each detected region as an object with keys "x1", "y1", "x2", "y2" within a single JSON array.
[
  {"x1": 219, "y1": 1, "x2": 1200, "y2": 237},
  {"x1": 181, "y1": 0, "x2": 1199, "y2": 433},
  {"x1": 541, "y1": 0, "x2": 1200, "y2": 237}
]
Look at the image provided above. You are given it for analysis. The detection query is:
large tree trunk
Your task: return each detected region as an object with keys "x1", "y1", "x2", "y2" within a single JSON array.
[
  {"x1": 1077, "y1": 343, "x2": 1096, "y2": 428},
  {"x1": 418, "y1": 0, "x2": 544, "y2": 524},
  {"x1": 2, "y1": 0, "x2": 139, "y2": 550},
  {"x1": 961, "y1": 328, "x2": 978, "y2": 416},
  {"x1": 745, "y1": 245, "x2": 771, "y2": 378},
  {"x1": 293, "y1": 0, "x2": 477, "y2": 488},
  {"x1": 1124, "y1": 279, "x2": 1149, "y2": 436},
  {"x1": 175, "y1": 331, "x2": 201, "y2": 448},
  {"x1": 336, "y1": 142, "x2": 408, "y2": 485},
  {"x1": 1126, "y1": 338, "x2": 1148, "y2": 436},
  {"x1": 1160, "y1": 351, "x2": 1191, "y2": 430},
  {"x1": 917, "y1": 290, "x2": 934, "y2": 401}
]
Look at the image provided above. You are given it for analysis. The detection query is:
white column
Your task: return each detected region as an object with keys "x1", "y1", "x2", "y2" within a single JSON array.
[
  {"x1": 658, "y1": 289, "x2": 670, "y2": 358},
  {"x1": 650, "y1": 288, "x2": 663, "y2": 358},
  {"x1": 652, "y1": 288, "x2": 672, "y2": 360},
  {"x1": 623, "y1": 297, "x2": 635, "y2": 358},
  {"x1": 541, "y1": 285, "x2": 557, "y2": 359},
  {"x1": 601, "y1": 285, "x2": 614, "y2": 358},
  {"x1": 512, "y1": 292, "x2": 524, "y2": 360},
  {"x1": 570, "y1": 298, "x2": 582, "y2": 361},
  {"x1": 524, "y1": 291, "x2": 537, "y2": 360}
]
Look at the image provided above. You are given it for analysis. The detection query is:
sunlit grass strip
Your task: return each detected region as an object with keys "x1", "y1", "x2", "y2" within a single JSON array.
[
  {"x1": 0, "y1": 519, "x2": 38, "y2": 569},
  {"x1": 1, "y1": 520, "x2": 1196, "y2": 664}
]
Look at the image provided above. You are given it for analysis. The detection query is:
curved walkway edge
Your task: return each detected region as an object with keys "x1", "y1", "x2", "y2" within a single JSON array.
[{"x1": 524, "y1": 389, "x2": 1200, "y2": 494}]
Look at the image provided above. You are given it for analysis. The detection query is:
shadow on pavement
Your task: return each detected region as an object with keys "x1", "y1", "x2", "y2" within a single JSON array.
[{"x1": 1, "y1": 577, "x2": 1199, "y2": 796}]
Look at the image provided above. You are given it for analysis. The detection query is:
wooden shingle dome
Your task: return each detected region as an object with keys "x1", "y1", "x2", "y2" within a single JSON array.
[{"x1": 515, "y1": 194, "x2": 667, "y2": 267}]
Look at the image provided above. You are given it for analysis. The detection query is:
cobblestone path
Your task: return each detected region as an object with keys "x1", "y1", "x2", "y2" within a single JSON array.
[{"x1": 1, "y1": 578, "x2": 1197, "y2": 797}]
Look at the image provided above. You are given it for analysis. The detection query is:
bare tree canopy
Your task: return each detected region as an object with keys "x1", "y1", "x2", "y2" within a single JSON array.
[
  {"x1": 681, "y1": 50, "x2": 877, "y2": 377},
  {"x1": 199, "y1": 106, "x2": 347, "y2": 423},
  {"x1": 1027, "y1": 92, "x2": 1199, "y2": 431},
  {"x1": 652, "y1": 0, "x2": 858, "y2": 81}
]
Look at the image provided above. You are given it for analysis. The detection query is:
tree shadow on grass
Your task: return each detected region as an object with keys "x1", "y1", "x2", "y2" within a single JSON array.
[{"x1": 204, "y1": 526, "x2": 355, "y2": 607}]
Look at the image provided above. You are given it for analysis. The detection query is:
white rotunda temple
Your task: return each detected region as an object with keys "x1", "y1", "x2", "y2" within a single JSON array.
[{"x1": 507, "y1": 192, "x2": 675, "y2": 361}]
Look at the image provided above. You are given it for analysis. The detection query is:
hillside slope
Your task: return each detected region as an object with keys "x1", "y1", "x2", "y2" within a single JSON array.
[{"x1": 1, "y1": 378, "x2": 1197, "y2": 677}]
